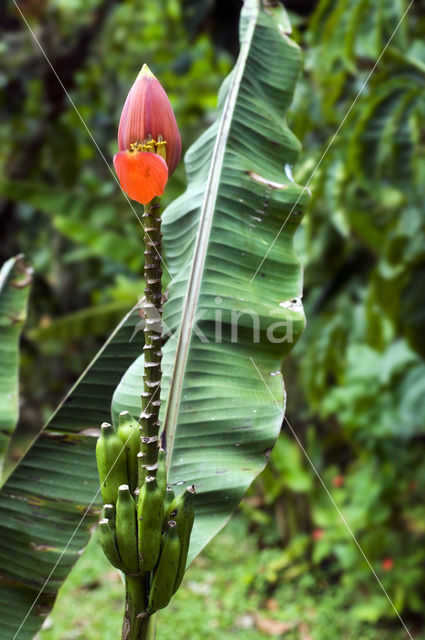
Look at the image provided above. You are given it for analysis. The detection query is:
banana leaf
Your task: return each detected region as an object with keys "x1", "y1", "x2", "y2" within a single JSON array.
[
  {"x1": 0, "y1": 306, "x2": 142, "y2": 640},
  {"x1": 0, "y1": 255, "x2": 32, "y2": 483},
  {"x1": 0, "y1": 1, "x2": 308, "y2": 638}
]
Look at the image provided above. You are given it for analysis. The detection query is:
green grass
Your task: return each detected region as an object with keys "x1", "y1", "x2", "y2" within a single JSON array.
[{"x1": 37, "y1": 516, "x2": 422, "y2": 640}]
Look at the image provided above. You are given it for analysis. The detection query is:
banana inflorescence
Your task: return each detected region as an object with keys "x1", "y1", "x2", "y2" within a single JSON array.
[{"x1": 96, "y1": 413, "x2": 195, "y2": 616}]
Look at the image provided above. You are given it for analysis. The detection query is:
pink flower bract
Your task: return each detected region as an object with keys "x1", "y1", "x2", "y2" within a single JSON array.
[{"x1": 118, "y1": 65, "x2": 181, "y2": 176}]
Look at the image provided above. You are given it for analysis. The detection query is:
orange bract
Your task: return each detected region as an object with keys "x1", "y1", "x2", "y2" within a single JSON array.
[{"x1": 113, "y1": 150, "x2": 168, "y2": 205}]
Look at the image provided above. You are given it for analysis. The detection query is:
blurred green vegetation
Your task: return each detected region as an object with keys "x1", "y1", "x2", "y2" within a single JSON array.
[{"x1": 1, "y1": 0, "x2": 425, "y2": 635}]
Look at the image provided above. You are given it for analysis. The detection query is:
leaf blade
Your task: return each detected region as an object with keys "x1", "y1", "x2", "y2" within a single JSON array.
[
  {"x1": 0, "y1": 255, "x2": 32, "y2": 483},
  {"x1": 0, "y1": 305, "x2": 143, "y2": 640}
]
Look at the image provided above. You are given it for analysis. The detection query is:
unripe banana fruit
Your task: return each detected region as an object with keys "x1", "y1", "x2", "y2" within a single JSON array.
[
  {"x1": 137, "y1": 475, "x2": 164, "y2": 572},
  {"x1": 137, "y1": 451, "x2": 146, "y2": 488},
  {"x1": 163, "y1": 486, "x2": 175, "y2": 512},
  {"x1": 148, "y1": 520, "x2": 180, "y2": 613},
  {"x1": 164, "y1": 485, "x2": 195, "y2": 593},
  {"x1": 103, "y1": 503, "x2": 115, "y2": 525},
  {"x1": 97, "y1": 415, "x2": 195, "y2": 614},
  {"x1": 116, "y1": 484, "x2": 139, "y2": 574},
  {"x1": 96, "y1": 422, "x2": 128, "y2": 504},
  {"x1": 156, "y1": 448, "x2": 167, "y2": 494},
  {"x1": 117, "y1": 411, "x2": 140, "y2": 493},
  {"x1": 98, "y1": 518, "x2": 125, "y2": 572}
]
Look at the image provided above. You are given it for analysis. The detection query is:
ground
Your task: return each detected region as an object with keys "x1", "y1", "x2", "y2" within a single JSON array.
[{"x1": 37, "y1": 517, "x2": 421, "y2": 640}]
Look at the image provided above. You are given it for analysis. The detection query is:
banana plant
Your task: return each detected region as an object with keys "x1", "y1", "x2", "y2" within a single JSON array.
[
  {"x1": 0, "y1": 1, "x2": 308, "y2": 638},
  {"x1": 112, "y1": 0, "x2": 310, "y2": 567}
]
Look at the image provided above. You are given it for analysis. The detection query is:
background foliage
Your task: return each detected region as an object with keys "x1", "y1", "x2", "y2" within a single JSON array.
[{"x1": 0, "y1": 0, "x2": 424, "y2": 637}]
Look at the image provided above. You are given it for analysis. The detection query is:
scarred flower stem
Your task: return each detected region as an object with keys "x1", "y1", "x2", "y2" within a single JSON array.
[
  {"x1": 140, "y1": 196, "x2": 162, "y2": 482},
  {"x1": 121, "y1": 197, "x2": 162, "y2": 640},
  {"x1": 122, "y1": 575, "x2": 151, "y2": 640}
]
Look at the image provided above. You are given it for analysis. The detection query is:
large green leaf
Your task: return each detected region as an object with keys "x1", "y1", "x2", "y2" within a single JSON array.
[
  {"x1": 0, "y1": 306, "x2": 142, "y2": 640},
  {"x1": 113, "y1": 0, "x2": 309, "y2": 564},
  {"x1": 0, "y1": 255, "x2": 32, "y2": 483}
]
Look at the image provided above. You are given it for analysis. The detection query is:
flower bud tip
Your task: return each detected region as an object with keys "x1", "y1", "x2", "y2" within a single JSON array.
[{"x1": 139, "y1": 63, "x2": 155, "y2": 79}]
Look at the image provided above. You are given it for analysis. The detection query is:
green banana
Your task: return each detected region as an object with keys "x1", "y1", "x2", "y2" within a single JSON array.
[
  {"x1": 148, "y1": 520, "x2": 180, "y2": 613},
  {"x1": 156, "y1": 448, "x2": 167, "y2": 494},
  {"x1": 137, "y1": 451, "x2": 146, "y2": 488},
  {"x1": 163, "y1": 487, "x2": 175, "y2": 512},
  {"x1": 164, "y1": 485, "x2": 195, "y2": 523},
  {"x1": 164, "y1": 486, "x2": 195, "y2": 593},
  {"x1": 117, "y1": 411, "x2": 140, "y2": 493},
  {"x1": 115, "y1": 484, "x2": 139, "y2": 574},
  {"x1": 98, "y1": 518, "x2": 125, "y2": 572},
  {"x1": 103, "y1": 503, "x2": 115, "y2": 521},
  {"x1": 137, "y1": 475, "x2": 164, "y2": 572},
  {"x1": 96, "y1": 422, "x2": 129, "y2": 504}
]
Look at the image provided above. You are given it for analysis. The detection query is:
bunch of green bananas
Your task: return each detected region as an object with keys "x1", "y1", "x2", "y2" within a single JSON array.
[{"x1": 95, "y1": 411, "x2": 195, "y2": 614}]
